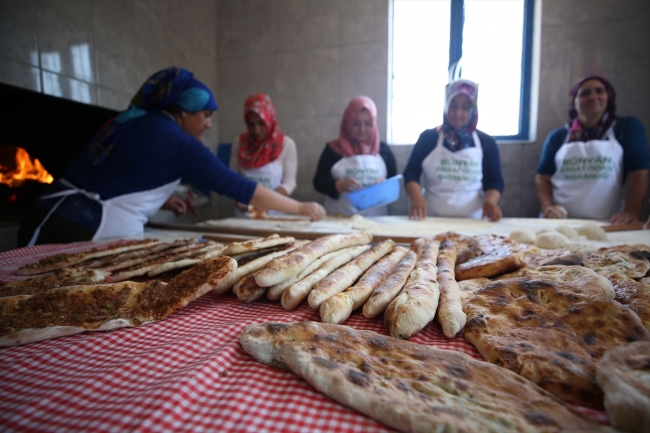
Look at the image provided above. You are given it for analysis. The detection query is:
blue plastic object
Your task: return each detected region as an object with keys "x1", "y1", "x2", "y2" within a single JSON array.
[{"x1": 346, "y1": 174, "x2": 403, "y2": 211}]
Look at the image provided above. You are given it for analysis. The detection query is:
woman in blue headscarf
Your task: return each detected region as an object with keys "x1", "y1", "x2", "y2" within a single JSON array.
[{"x1": 18, "y1": 67, "x2": 325, "y2": 246}]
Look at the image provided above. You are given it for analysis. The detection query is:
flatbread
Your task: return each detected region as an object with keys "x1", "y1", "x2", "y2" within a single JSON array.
[
  {"x1": 584, "y1": 247, "x2": 650, "y2": 279},
  {"x1": 605, "y1": 274, "x2": 650, "y2": 333},
  {"x1": 362, "y1": 250, "x2": 417, "y2": 319},
  {"x1": 241, "y1": 321, "x2": 615, "y2": 433},
  {"x1": 16, "y1": 239, "x2": 161, "y2": 276},
  {"x1": 524, "y1": 250, "x2": 588, "y2": 268},
  {"x1": 464, "y1": 277, "x2": 650, "y2": 408},
  {"x1": 0, "y1": 256, "x2": 237, "y2": 347},
  {"x1": 266, "y1": 250, "x2": 342, "y2": 301},
  {"x1": 79, "y1": 238, "x2": 196, "y2": 269},
  {"x1": 222, "y1": 234, "x2": 294, "y2": 256},
  {"x1": 433, "y1": 231, "x2": 481, "y2": 264},
  {"x1": 455, "y1": 244, "x2": 525, "y2": 281},
  {"x1": 458, "y1": 278, "x2": 491, "y2": 308},
  {"x1": 595, "y1": 341, "x2": 650, "y2": 433},
  {"x1": 0, "y1": 268, "x2": 110, "y2": 297},
  {"x1": 256, "y1": 232, "x2": 373, "y2": 287}
]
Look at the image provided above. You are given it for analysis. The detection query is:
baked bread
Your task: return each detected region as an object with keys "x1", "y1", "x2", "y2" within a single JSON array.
[
  {"x1": 308, "y1": 240, "x2": 394, "y2": 309},
  {"x1": 362, "y1": 250, "x2": 417, "y2": 319},
  {"x1": 435, "y1": 240, "x2": 466, "y2": 338},
  {"x1": 524, "y1": 250, "x2": 587, "y2": 268},
  {"x1": 455, "y1": 244, "x2": 525, "y2": 281},
  {"x1": 240, "y1": 321, "x2": 616, "y2": 433},
  {"x1": 320, "y1": 246, "x2": 407, "y2": 324},
  {"x1": 0, "y1": 268, "x2": 110, "y2": 297},
  {"x1": 605, "y1": 274, "x2": 650, "y2": 333},
  {"x1": 1, "y1": 257, "x2": 237, "y2": 347},
  {"x1": 255, "y1": 232, "x2": 372, "y2": 287},
  {"x1": 464, "y1": 277, "x2": 650, "y2": 408},
  {"x1": 595, "y1": 341, "x2": 650, "y2": 433},
  {"x1": 384, "y1": 238, "x2": 440, "y2": 339},
  {"x1": 585, "y1": 247, "x2": 650, "y2": 279},
  {"x1": 433, "y1": 231, "x2": 481, "y2": 264}
]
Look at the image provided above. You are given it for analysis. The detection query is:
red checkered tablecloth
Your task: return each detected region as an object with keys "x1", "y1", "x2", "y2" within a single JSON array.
[{"x1": 0, "y1": 241, "x2": 610, "y2": 432}]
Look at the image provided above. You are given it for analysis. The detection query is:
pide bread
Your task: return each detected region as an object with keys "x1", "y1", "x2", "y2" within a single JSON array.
[{"x1": 240, "y1": 321, "x2": 616, "y2": 433}]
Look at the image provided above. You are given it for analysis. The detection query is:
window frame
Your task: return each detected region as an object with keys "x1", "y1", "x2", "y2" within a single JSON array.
[{"x1": 388, "y1": 0, "x2": 538, "y2": 144}]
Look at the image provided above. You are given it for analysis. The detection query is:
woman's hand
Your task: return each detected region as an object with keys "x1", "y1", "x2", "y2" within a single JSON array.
[
  {"x1": 298, "y1": 202, "x2": 326, "y2": 221},
  {"x1": 543, "y1": 204, "x2": 568, "y2": 219},
  {"x1": 609, "y1": 211, "x2": 639, "y2": 225},
  {"x1": 408, "y1": 198, "x2": 428, "y2": 220},
  {"x1": 235, "y1": 202, "x2": 249, "y2": 212},
  {"x1": 482, "y1": 190, "x2": 502, "y2": 221},
  {"x1": 336, "y1": 178, "x2": 363, "y2": 193},
  {"x1": 482, "y1": 201, "x2": 502, "y2": 221},
  {"x1": 162, "y1": 196, "x2": 187, "y2": 217}
]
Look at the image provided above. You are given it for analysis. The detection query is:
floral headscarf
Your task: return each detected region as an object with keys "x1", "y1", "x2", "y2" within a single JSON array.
[
  {"x1": 87, "y1": 66, "x2": 217, "y2": 166},
  {"x1": 439, "y1": 79, "x2": 479, "y2": 151},
  {"x1": 238, "y1": 94, "x2": 285, "y2": 169},
  {"x1": 567, "y1": 75, "x2": 616, "y2": 142},
  {"x1": 327, "y1": 96, "x2": 380, "y2": 157}
]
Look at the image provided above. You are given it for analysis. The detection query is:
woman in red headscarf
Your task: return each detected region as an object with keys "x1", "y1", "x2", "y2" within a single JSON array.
[
  {"x1": 230, "y1": 94, "x2": 298, "y2": 217},
  {"x1": 535, "y1": 75, "x2": 649, "y2": 223},
  {"x1": 313, "y1": 96, "x2": 397, "y2": 216}
]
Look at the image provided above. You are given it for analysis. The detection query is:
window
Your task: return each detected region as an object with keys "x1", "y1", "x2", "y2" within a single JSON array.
[{"x1": 389, "y1": 0, "x2": 537, "y2": 144}]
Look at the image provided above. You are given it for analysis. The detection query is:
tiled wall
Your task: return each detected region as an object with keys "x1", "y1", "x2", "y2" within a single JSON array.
[
  {"x1": 0, "y1": 0, "x2": 219, "y2": 153},
  {"x1": 214, "y1": 0, "x2": 390, "y2": 218}
]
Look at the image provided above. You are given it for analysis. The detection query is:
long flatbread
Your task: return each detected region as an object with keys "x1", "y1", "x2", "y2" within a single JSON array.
[
  {"x1": 16, "y1": 239, "x2": 161, "y2": 276},
  {"x1": 240, "y1": 322, "x2": 615, "y2": 433},
  {"x1": 384, "y1": 238, "x2": 440, "y2": 339},
  {"x1": 147, "y1": 243, "x2": 230, "y2": 276},
  {"x1": 1, "y1": 257, "x2": 237, "y2": 347},
  {"x1": 213, "y1": 241, "x2": 310, "y2": 295},
  {"x1": 0, "y1": 268, "x2": 110, "y2": 297},
  {"x1": 232, "y1": 274, "x2": 265, "y2": 303},
  {"x1": 79, "y1": 238, "x2": 196, "y2": 269},
  {"x1": 363, "y1": 250, "x2": 417, "y2": 319},
  {"x1": 308, "y1": 240, "x2": 395, "y2": 309},
  {"x1": 281, "y1": 245, "x2": 370, "y2": 310},
  {"x1": 436, "y1": 240, "x2": 466, "y2": 338},
  {"x1": 101, "y1": 240, "x2": 203, "y2": 272},
  {"x1": 320, "y1": 246, "x2": 408, "y2": 324},
  {"x1": 223, "y1": 234, "x2": 294, "y2": 256},
  {"x1": 255, "y1": 232, "x2": 373, "y2": 287},
  {"x1": 266, "y1": 250, "x2": 342, "y2": 301}
]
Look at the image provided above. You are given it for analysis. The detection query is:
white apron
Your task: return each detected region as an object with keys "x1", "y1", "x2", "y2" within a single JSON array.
[
  {"x1": 324, "y1": 154, "x2": 388, "y2": 216},
  {"x1": 421, "y1": 131, "x2": 484, "y2": 219},
  {"x1": 28, "y1": 178, "x2": 180, "y2": 246},
  {"x1": 551, "y1": 126, "x2": 623, "y2": 220},
  {"x1": 235, "y1": 159, "x2": 285, "y2": 217}
]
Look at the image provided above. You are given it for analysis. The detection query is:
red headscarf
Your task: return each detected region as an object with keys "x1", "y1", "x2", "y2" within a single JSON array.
[
  {"x1": 238, "y1": 94, "x2": 285, "y2": 169},
  {"x1": 327, "y1": 96, "x2": 380, "y2": 157}
]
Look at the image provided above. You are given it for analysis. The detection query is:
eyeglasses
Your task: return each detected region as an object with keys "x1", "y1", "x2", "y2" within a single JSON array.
[{"x1": 578, "y1": 87, "x2": 606, "y2": 98}]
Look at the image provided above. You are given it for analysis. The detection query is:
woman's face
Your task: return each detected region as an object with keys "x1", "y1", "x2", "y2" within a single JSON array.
[
  {"x1": 574, "y1": 79, "x2": 608, "y2": 122},
  {"x1": 352, "y1": 109, "x2": 373, "y2": 142},
  {"x1": 181, "y1": 110, "x2": 213, "y2": 139},
  {"x1": 446, "y1": 93, "x2": 472, "y2": 128},
  {"x1": 246, "y1": 111, "x2": 268, "y2": 142}
]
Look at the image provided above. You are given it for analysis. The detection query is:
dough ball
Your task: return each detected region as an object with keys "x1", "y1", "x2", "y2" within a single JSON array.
[
  {"x1": 509, "y1": 228, "x2": 537, "y2": 245},
  {"x1": 576, "y1": 225, "x2": 607, "y2": 241},
  {"x1": 556, "y1": 226, "x2": 579, "y2": 240},
  {"x1": 535, "y1": 232, "x2": 571, "y2": 249},
  {"x1": 536, "y1": 228, "x2": 555, "y2": 235}
]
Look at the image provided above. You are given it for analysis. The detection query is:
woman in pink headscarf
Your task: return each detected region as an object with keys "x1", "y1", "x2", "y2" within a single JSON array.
[
  {"x1": 313, "y1": 96, "x2": 397, "y2": 216},
  {"x1": 230, "y1": 94, "x2": 298, "y2": 217}
]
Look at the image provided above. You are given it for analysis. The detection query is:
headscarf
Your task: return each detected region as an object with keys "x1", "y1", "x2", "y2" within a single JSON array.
[
  {"x1": 237, "y1": 94, "x2": 285, "y2": 169},
  {"x1": 86, "y1": 66, "x2": 218, "y2": 166},
  {"x1": 567, "y1": 75, "x2": 616, "y2": 143},
  {"x1": 327, "y1": 96, "x2": 380, "y2": 157},
  {"x1": 439, "y1": 79, "x2": 479, "y2": 151}
]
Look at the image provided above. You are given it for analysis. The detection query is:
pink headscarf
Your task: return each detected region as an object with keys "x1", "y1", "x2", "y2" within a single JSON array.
[
  {"x1": 327, "y1": 96, "x2": 380, "y2": 157},
  {"x1": 238, "y1": 94, "x2": 285, "y2": 169}
]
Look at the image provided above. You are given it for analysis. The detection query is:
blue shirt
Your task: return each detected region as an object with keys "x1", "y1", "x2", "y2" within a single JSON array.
[
  {"x1": 536, "y1": 116, "x2": 650, "y2": 180},
  {"x1": 403, "y1": 128, "x2": 505, "y2": 194},
  {"x1": 39, "y1": 112, "x2": 257, "y2": 230}
]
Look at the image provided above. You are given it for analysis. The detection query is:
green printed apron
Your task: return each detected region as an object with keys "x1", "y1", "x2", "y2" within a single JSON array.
[{"x1": 551, "y1": 126, "x2": 623, "y2": 220}]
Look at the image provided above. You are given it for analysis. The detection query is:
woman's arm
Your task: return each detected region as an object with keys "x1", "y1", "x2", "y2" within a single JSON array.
[
  {"x1": 379, "y1": 142, "x2": 398, "y2": 178},
  {"x1": 535, "y1": 174, "x2": 567, "y2": 218},
  {"x1": 278, "y1": 136, "x2": 297, "y2": 196},
  {"x1": 482, "y1": 189, "x2": 502, "y2": 221},
  {"x1": 479, "y1": 133, "x2": 505, "y2": 195},
  {"x1": 250, "y1": 184, "x2": 325, "y2": 221},
  {"x1": 406, "y1": 181, "x2": 427, "y2": 220},
  {"x1": 610, "y1": 169, "x2": 649, "y2": 224},
  {"x1": 313, "y1": 145, "x2": 342, "y2": 199}
]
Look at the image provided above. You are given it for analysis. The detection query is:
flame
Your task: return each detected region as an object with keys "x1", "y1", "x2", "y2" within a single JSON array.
[{"x1": 0, "y1": 147, "x2": 54, "y2": 187}]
